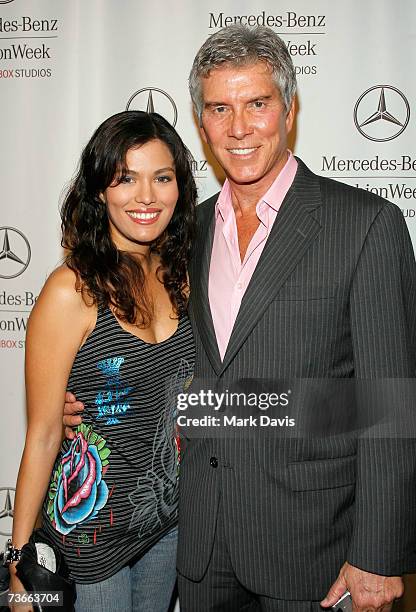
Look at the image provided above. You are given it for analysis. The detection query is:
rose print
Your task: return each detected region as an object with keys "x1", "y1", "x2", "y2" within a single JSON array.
[{"x1": 47, "y1": 428, "x2": 111, "y2": 535}]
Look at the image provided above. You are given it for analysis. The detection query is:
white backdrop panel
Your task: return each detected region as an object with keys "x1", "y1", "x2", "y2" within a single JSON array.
[{"x1": 0, "y1": 0, "x2": 415, "y2": 607}]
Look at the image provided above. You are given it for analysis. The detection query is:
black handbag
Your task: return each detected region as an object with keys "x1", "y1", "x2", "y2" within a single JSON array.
[
  {"x1": 15, "y1": 530, "x2": 76, "y2": 612},
  {"x1": 0, "y1": 559, "x2": 10, "y2": 612}
]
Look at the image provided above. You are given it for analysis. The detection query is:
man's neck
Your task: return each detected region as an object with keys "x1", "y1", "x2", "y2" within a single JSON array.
[{"x1": 228, "y1": 153, "x2": 289, "y2": 218}]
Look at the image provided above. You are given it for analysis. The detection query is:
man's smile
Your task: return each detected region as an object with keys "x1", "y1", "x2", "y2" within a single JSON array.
[{"x1": 227, "y1": 147, "x2": 259, "y2": 156}]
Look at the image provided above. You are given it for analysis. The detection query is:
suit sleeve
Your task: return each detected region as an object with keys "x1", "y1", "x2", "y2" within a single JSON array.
[{"x1": 347, "y1": 202, "x2": 416, "y2": 575}]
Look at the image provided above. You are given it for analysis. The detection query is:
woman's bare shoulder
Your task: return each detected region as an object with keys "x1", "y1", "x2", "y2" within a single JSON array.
[{"x1": 30, "y1": 264, "x2": 96, "y2": 326}]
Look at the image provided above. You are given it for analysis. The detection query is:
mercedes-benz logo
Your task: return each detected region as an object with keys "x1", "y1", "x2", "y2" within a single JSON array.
[
  {"x1": 354, "y1": 85, "x2": 410, "y2": 142},
  {"x1": 0, "y1": 227, "x2": 31, "y2": 279},
  {"x1": 126, "y1": 87, "x2": 178, "y2": 127},
  {"x1": 0, "y1": 487, "x2": 15, "y2": 536}
]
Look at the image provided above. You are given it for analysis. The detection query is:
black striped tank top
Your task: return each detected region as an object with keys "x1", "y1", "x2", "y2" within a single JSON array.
[{"x1": 41, "y1": 306, "x2": 194, "y2": 583}]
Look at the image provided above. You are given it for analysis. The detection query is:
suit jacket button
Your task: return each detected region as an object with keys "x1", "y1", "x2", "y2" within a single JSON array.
[{"x1": 210, "y1": 457, "x2": 218, "y2": 468}]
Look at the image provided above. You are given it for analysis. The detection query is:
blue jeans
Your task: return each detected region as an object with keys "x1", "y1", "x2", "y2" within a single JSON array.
[{"x1": 75, "y1": 527, "x2": 178, "y2": 612}]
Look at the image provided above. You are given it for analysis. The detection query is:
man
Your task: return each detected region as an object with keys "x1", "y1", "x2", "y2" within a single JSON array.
[{"x1": 65, "y1": 25, "x2": 416, "y2": 611}]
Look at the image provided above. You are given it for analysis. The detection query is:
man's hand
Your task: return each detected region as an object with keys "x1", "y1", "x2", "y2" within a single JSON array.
[
  {"x1": 320, "y1": 561, "x2": 403, "y2": 611},
  {"x1": 63, "y1": 391, "x2": 84, "y2": 439}
]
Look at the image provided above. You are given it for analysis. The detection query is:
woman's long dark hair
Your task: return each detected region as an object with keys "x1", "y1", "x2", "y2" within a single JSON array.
[{"x1": 61, "y1": 111, "x2": 197, "y2": 326}]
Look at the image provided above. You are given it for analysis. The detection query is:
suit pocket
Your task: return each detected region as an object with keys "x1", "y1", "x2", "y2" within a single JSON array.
[
  {"x1": 274, "y1": 283, "x2": 338, "y2": 300},
  {"x1": 288, "y1": 454, "x2": 356, "y2": 491}
]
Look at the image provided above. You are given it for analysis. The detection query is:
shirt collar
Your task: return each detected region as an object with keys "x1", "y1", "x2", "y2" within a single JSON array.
[
  {"x1": 261, "y1": 151, "x2": 297, "y2": 212},
  {"x1": 215, "y1": 151, "x2": 297, "y2": 221},
  {"x1": 215, "y1": 180, "x2": 232, "y2": 221}
]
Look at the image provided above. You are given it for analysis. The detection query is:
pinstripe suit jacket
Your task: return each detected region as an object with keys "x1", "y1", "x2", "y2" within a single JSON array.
[{"x1": 177, "y1": 158, "x2": 416, "y2": 599}]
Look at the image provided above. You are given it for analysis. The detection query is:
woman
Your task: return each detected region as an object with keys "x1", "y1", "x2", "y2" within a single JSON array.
[{"x1": 9, "y1": 111, "x2": 196, "y2": 611}]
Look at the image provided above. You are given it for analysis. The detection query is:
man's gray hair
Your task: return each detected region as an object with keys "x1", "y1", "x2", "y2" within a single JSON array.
[{"x1": 189, "y1": 24, "x2": 297, "y2": 121}]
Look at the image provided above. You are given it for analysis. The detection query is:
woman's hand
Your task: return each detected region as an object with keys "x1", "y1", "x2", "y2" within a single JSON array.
[{"x1": 8, "y1": 567, "x2": 34, "y2": 612}]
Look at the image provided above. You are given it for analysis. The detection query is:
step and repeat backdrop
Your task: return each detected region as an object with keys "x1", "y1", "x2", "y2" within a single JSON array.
[{"x1": 0, "y1": 1, "x2": 415, "y2": 608}]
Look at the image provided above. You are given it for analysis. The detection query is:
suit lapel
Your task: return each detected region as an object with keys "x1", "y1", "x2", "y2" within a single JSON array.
[
  {"x1": 189, "y1": 194, "x2": 222, "y2": 374},
  {"x1": 219, "y1": 159, "x2": 323, "y2": 375}
]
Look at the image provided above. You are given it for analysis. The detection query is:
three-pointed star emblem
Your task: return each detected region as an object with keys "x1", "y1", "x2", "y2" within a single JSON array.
[
  {"x1": 0, "y1": 490, "x2": 13, "y2": 520},
  {"x1": 0, "y1": 487, "x2": 15, "y2": 536},
  {"x1": 0, "y1": 227, "x2": 31, "y2": 279},
  {"x1": 126, "y1": 87, "x2": 178, "y2": 127},
  {"x1": 354, "y1": 85, "x2": 410, "y2": 142},
  {"x1": 359, "y1": 87, "x2": 403, "y2": 128},
  {"x1": 0, "y1": 229, "x2": 26, "y2": 265}
]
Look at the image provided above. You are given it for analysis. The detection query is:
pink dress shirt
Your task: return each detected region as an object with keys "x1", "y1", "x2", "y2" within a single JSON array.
[{"x1": 208, "y1": 153, "x2": 298, "y2": 360}]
